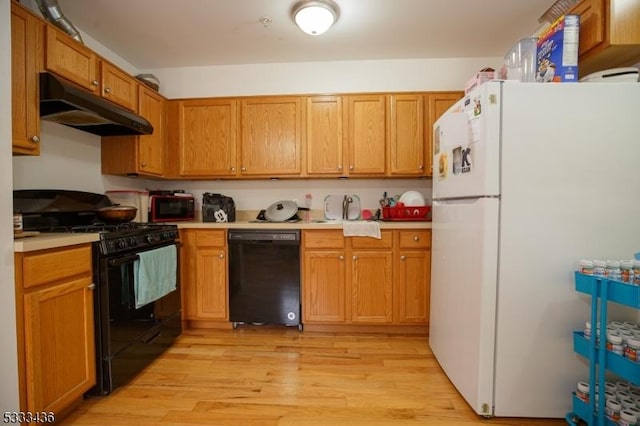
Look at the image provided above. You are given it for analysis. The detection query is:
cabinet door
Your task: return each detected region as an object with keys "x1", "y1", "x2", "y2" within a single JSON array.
[
  {"x1": 11, "y1": 4, "x2": 42, "y2": 155},
  {"x1": 345, "y1": 95, "x2": 387, "y2": 175},
  {"x1": 426, "y1": 93, "x2": 463, "y2": 177},
  {"x1": 306, "y1": 96, "x2": 345, "y2": 176},
  {"x1": 100, "y1": 61, "x2": 138, "y2": 111},
  {"x1": 570, "y1": 0, "x2": 605, "y2": 56},
  {"x1": 137, "y1": 87, "x2": 165, "y2": 175},
  {"x1": 194, "y1": 248, "x2": 228, "y2": 319},
  {"x1": 23, "y1": 277, "x2": 96, "y2": 412},
  {"x1": 179, "y1": 99, "x2": 238, "y2": 177},
  {"x1": 240, "y1": 97, "x2": 303, "y2": 175},
  {"x1": 101, "y1": 87, "x2": 166, "y2": 176},
  {"x1": 395, "y1": 250, "x2": 431, "y2": 324},
  {"x1": 303, "y1": 250, "x2": 346, "y2": 323},
  {"x1": 388, "y1": 94, "x2": 425, "y2": 176},
  {"x1": 45, "y1": 25, "x2": 98, "y2": 92},
  {"x1": 350, "y1": 250, "x2": 393, "y2": 323}
]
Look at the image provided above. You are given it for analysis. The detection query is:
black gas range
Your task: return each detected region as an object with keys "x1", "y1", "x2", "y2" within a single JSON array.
[{"x1": 14, "y1": 189, "x2": 182, "y2": 396}]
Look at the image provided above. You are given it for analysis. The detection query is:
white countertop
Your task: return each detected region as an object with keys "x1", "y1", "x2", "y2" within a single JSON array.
[
  {"x1": 13, "y1": 220, "x2": 431, "y2": 252},
  {"x1": 176, "y1": 219, "x2": 432, "y2": 230},
  {"x1": 14, "y1": 233, "x2": 100, "y2": 253}
]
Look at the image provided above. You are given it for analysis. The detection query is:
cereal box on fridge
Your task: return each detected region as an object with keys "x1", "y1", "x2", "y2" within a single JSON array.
[{"x1": 536, "y1": 14, "x2": 580, "y2": 82}]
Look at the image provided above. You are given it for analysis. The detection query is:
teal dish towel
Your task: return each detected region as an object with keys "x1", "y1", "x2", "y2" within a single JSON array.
[{"x1": 134, "y1": 244, "x2": 177, "y2": 309}]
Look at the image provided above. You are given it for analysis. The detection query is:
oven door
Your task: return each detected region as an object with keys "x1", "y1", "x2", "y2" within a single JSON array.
[{"x1": 92, "y1": 242, "x2": 182, "y2": 395}]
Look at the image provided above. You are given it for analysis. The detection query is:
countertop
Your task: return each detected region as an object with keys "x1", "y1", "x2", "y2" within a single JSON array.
[
  {"x1": 13, "y1": 219, "x2": 432, "y2": 252},
  {"x1": 13, "y1": 232, "x2": 100, "y2": 253},
  {"x1": 176, "y1": 219, "x2": 432, "y2": 230}
]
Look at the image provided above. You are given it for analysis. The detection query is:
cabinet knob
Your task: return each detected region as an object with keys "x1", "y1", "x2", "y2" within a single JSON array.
[
  {"x1": 352, "y1": 255, "x2": 358, "y2": 261},
  {"x1": 218, "y1": 253, "x2": 225, "y2": 259},
  {"x1": 104, "y1": 87, "x2": 112, "y2": 94},
  {"x1": 91, "y1": 80, "x2": 99, "y2": 86},
  {"x1": 141, "y1": 162, "x2": 147, "y2": 167},
  {"x1": 339, "y1": 255, "x2": 344, "y2": 260},
  {"x1": 349, "y1": 165, "x2": 354, "y2": 171},
  {"x1": 413, "y1": 235, "x2": 420, "y2": 242},
  {"x1": 241, "y1": 167, "x2": 246, "y2": 172},
  {"x1": 419, "y1": 165, "x2": 424, "y2": 170},
  {"x1": 230, "y1": 167, "x2": 236, "y2": 172},
  {"x1": 400, "y1": 255, "x2": 406, "y2": 261},
  {"x1": 337, "y1": 165, "x2": 343, "y2": 171},
  {"x1": 88, "y1": 283, "x2": 96, "y2": 290},
  {"x1": 30, "y1": 135, "x2": 40, "y2": 143}
]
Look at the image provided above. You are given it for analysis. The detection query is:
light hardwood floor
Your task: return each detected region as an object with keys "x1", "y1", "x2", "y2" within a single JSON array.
[{"x1": 62, "y1": 328, "x2": 567, "y2": 425}]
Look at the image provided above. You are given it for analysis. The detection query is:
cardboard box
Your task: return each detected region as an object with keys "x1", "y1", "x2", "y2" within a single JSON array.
[
  {"x1": 536, "y1": 14, "x2": 580, "y2": 82},
  {"x1": 464, "y1": 68, "x2": 495, "y2": 94}
]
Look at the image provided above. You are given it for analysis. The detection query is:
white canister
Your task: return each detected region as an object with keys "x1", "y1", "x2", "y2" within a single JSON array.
[
  {"x1": 606, "y1": 399, "x2": 622, "y2": 421},
  {"x1": 577, "y1": 381, "x2": 590, "y2": 403}
]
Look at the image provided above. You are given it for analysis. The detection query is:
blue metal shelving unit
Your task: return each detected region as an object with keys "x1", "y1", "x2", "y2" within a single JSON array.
[{"x1": 565, "y1": 273, "x2": 640, "y2": 426}]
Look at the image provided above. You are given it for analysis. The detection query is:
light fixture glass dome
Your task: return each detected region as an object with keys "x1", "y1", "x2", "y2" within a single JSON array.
[{"x1": 292, "y1": 1, "x2": 339, "y2": 36}]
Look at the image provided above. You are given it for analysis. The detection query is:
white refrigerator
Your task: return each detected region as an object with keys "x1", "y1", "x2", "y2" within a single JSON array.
[{"x1": 429, "y1": 80, "x2": 640, "y2": 418}]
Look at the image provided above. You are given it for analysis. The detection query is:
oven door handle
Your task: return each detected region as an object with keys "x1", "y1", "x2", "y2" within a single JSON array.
[{"x1": 108, "y1": 254, "x2": 140, "y2": 267}]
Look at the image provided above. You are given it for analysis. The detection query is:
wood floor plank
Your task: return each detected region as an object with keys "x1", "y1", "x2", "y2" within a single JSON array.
[{"x1": 59, "y1": 328, "x2": 567, "y2": 425}]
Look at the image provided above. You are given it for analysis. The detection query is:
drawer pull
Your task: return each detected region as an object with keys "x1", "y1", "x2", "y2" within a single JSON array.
[
  {"x1": 88, "y1": 283, "x2": 96, "y2": 290},
  {"x1": 400, "y1": 255, "x2": 406, "y2": 261},
  {"x1": 413, "y1": 235, "x2": 420, "y2": 242},
  {"x1": 218, "y1": 253, "x2": 225, "y2": 259},
  {"x1": 30, "y1": 135, "x2": 40, "y2": 143}
]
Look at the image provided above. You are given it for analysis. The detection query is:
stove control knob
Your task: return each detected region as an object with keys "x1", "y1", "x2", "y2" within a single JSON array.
[
  {"x1": 117, "y1": 240, "x2": 127, "y2": 249},
  {"x1": 146, "y1": 235, "x2": 156, "y2": 244},
  {"x1": 128, "y1": 237, "x2": 137, "y2": 247}
]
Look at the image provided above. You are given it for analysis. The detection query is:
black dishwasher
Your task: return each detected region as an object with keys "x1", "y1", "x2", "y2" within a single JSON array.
[{"x1": 228, "y1": 229, "x2": 301, "y2": 330}]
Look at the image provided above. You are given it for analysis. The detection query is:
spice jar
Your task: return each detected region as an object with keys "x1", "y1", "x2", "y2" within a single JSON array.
[
  {"x1": 580, "y1": 259, "x2": 595, "y2": 275},
  {"x1": 633, "y1": 260, "x2": 640, "y2": 285},
  {"x1": 621, "y1": 260, "x2": 634, "y2": 283},
  {"x1": 619, "y1": 409, "x2": 639, "y2": 426},
  {"x1": 606, "y1": 260, "x2": 623, "y2": 281},
  {"x1": 625, "y1": 338, "x2": 640, "y2": 363},
  {"x1": 594, "y1": 259, "x2": 607, "y2": 277},
  {"x1": 577, "y1": 381, "x2": 590, "y2": 403},
  {"x1": 608, "y1": 333, "x2": 624, "y2": 356}
]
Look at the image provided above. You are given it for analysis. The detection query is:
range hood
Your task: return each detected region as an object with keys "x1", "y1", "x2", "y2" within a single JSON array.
[{"x1": 39, "y1": 72, "x2": 153, "y2": 136}]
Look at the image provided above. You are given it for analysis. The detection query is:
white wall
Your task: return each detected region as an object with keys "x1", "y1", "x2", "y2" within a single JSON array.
[
  {"x1": 12, "y1": 122, "x2": 152, "y2": 193},
  {"x1": 148, "y1": 57, "x2": 502, "y2": 99},
  {"x1": 1, "y1": 0, "x2": 21, "y2": 411}
]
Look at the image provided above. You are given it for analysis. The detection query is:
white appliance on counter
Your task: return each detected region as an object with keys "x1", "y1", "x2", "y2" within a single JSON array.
[{"x1": 429, "y1": 81, "x2": 640, "y2": 418}]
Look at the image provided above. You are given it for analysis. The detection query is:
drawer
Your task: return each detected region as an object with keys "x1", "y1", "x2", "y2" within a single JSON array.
[
  {"x1": 303, "y1": 230, "x2": 345, "y2": 249},
  {"x1": 350, "y1": 230, "x2": 393, "y2": 249},
  {"x1": 195, "y1": 230, "x2": 226, "y2": 247},
  {"x1": 22, "y1": 245, "x2": 92, "y2": 289},
  {"x1": 398, "y1": 230, "x2": 431, "y2": 249}
]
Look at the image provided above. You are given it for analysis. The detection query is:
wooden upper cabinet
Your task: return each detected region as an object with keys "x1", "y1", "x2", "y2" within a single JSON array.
[
  {"x1": 426, "y1": 92, "x2": 463, "y2": 177},
  {"x1": 306, "y1": 96, "x2": 344, "y2": 176},
  {"x1": 344, "y1": 95, "x2": 387, "y2": 175},
  {"x1": 100, "y1": 61, "x2": 138, "y2": 111},
  {"x1": 11, "y1": 3, "x2": 43, "y2": 156},
  {"x1": 174, "y1": 98, "x2": 238, "y2": 177},
  {"x1": 240, "y1": 97, "x2": 303, "y2": 176},
  {"x1": 568, "y1": 0, "x2": 640, "y2": 77},
  {"x1": 45, "y1": 25, "x2": 99, "y2": 93},
  {"x1": 101, "y1": 86, "x2": 166, "y2": 176},
  {"x1": 388, "y1": 94, "x2": 425, "y2": 176},
  {"x1": 136, "y1": 87, "x2": 166, "y2": 175}
]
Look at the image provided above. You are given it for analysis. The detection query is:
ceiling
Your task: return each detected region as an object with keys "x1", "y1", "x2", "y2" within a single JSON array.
[{"x1": 55, "y1": 0, "x2": 558, "y2": 70}]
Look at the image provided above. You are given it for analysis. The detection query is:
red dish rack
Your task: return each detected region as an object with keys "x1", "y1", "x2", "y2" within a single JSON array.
[{"x1": 382, "y1": 205, "x2": 431, "y2": 221}]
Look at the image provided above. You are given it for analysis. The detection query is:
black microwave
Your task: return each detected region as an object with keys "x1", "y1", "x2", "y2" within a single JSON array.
[{"x1": 149, "y1": 195, "x2": 195, "y2": 222}]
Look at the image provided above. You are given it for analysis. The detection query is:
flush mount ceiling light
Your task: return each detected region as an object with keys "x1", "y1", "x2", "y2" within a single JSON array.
[{"x1": 291, "y1": 0, "x2": 340, "y2": 36}]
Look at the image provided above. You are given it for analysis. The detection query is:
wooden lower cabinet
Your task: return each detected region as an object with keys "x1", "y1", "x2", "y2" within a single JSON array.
[
  {"x1": 181, "y1": 230, "x2": 229, "y2": 324},
  {"x1": 350, "y1": 250, "x2": 394, "y2": 323},
  {"x1": 395, "y1": 230, "x2": 432, "y2": 324},
  {"x1": 303, "y1": 250, "x2": 347, "y2": 322},
  {"x1": 302, "y1": 229, "x2": 430, "y2": 328},
  {"x1": 14, "y1": 244, "x2": 96, "y2": 415}
]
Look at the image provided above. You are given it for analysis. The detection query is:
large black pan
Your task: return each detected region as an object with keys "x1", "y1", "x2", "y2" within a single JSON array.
[{"x1": 95, "y1": 206, "x2": 137, "y2": 223}]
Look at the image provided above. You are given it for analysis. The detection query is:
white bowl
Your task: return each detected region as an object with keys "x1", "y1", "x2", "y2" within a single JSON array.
[{"x1": 399, "y1": 191, "x2": 426, "y2": 206}]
